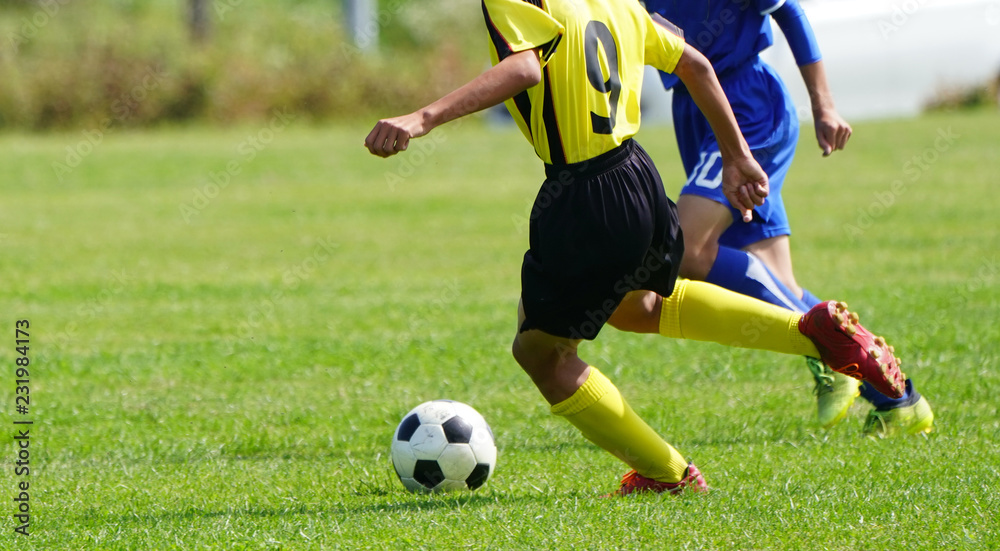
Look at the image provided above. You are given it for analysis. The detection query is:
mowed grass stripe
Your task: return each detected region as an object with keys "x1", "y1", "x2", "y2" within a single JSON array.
[{"x1": 0, "y1": 110, "x2": 997, "y2": 549}]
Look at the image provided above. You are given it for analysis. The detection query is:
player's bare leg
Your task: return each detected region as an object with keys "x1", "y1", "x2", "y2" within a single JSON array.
[
  {"x1": 743, "y1": 235, "x2": 803, "y2": 299},
  {"x1": 676, "y1": 194, "x2": 731, "y2": 281},
  {"x1": 512, "y1": 300, "x2": 702, "y2": 493},
  {"x1": 606, "y1": 290, "x2": 661, "y2": 334},
  {"x1": 678, "y1": 195, "x2": 808, "y2": 311},
  {"x1": 512, "y1": 301, "x2": 590, "y2": 404}
]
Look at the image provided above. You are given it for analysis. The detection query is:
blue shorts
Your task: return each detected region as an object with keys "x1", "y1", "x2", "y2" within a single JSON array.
[{"x1": 672, "y1": 58, "x2": 798, "y2": 250}]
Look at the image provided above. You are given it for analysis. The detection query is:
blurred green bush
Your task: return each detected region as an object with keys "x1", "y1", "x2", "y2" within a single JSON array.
[{"x1": 0, "y1": 0, "x2": 487, "y2": 129}]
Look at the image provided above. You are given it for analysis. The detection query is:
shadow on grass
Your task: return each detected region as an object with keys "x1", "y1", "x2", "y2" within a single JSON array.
[
  {"x1": 497, "y1": 440, "x2": 596, "y2": 453},
  {"x1": 339, "y1": 492, "x2": 516, "y2": 516},
  {"x1": 82, "y1": 490, "x2": 544, "y2": 526},
  {"x1": 78, "y1": 504, "x2": 326, "y2": 525}
]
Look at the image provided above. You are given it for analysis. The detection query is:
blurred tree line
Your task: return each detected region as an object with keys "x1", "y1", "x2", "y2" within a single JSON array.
[{"x1": 0, "y1": 0, "x2": 486, "y2": 130}]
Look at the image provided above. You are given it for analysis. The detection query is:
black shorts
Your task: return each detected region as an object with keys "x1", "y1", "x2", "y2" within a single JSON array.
[{"x1": 520, "y1": 139, "x2": 684, "y2": 340}]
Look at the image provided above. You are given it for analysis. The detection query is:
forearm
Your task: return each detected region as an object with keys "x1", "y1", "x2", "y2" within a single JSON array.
[
  {"x1": 673, "y1": 45, "x2": 751, "y2": 161},
  {"x1": 365, "y1": 49, "x2": 542, "y2": 157},
  {"x1": 418, "y1": 49, "x2": 541, "y2": 132},
  {"x1": 799, "y1": 60, "x2": 836, "y2": 115},
  {"x1": 799, "y1": 59, "x2": 851, "y2": 155}
]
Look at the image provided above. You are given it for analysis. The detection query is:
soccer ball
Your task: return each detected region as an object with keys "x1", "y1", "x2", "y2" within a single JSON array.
[{"x1": 391, "y1": 400, "x2": 497, "y2": 492}]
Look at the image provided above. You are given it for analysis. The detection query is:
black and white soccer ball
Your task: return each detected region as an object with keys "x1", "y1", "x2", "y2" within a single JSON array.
[{"x1": 391, "y1": 400, "x2": 497, "y2": 492}]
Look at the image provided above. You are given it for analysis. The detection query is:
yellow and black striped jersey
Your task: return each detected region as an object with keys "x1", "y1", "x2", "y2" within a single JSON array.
[{"x1": 482, "y1": 0, "x2": 686, "y2": 164}]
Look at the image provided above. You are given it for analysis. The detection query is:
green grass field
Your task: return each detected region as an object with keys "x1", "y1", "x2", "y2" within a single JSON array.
[{"x1": 2, "y1": 109, "x2": 999, "y2": 550}]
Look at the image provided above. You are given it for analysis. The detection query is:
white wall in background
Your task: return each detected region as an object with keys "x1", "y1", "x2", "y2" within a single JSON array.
[{"x1": 642, "y1": 0, "x2": 1000, "y2": 123}]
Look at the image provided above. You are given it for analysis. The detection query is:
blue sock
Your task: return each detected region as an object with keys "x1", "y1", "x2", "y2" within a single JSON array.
[
  {"x1": 705, "y1": 247, "x2": 811, "y2": 313},
  {"x1": 801, "y1": 288, "x2": 913, "y2": 407},
  {"x1": 861, "y1": 378, "x2": 915, "y2": 409}
]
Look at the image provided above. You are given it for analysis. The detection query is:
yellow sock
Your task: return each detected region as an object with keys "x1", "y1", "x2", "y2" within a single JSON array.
[
  {"x1": 551, "y1": 367, "x2": 689, "y2": 483},
  {"x1": 659, "y1": 279, "x2": 820, "y2": 357}
]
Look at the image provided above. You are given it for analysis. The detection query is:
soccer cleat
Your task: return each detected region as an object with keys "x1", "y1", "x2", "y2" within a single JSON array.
[
  {"x1": 863, "y1": 382, "x2": 934, "y2": 437},
  {"x1": 807, "y1": 357, "x2": 861, "y2": 429},
  {"x1": 798, "y1": 301, "x2": 906, "y2": 399},
  {"x1": 612, "y1": 463, "x2": 707, "y2": 496}
]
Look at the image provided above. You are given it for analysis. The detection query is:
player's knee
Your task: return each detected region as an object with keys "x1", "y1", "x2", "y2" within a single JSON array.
[
  {"x1": 511, "y1": 333, "x2": 575, "y2": 373},
  {"x1": 511, "y1": 335, "x2": 546, "y2": 372},
  {"x1": 510, "y1": 336, "x2": 529, "y2": 369}
]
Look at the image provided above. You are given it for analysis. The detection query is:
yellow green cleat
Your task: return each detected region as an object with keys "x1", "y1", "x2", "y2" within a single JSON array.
[
  {"x1": 863, "y1": 394, "x2": 934, "y2": 437},
  {"x1": 808, "y1": 357, "x2": 861, "y2": 429}
]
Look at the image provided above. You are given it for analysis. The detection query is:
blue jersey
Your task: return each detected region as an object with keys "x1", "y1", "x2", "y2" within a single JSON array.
[
  {"x1": 645, "y1": 0, "x2": 801, "y2": 248},
  {"x1": 644, "y1": 0, "x2": 784, "y2": 90}
]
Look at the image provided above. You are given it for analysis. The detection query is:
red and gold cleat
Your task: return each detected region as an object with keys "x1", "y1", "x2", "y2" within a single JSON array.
[
  {"x1": 612, "y1": 463, "x2": 707, "y2": 496},
  {"x1": 799, "y1": 301, "x2": 906, "y2": 399}
]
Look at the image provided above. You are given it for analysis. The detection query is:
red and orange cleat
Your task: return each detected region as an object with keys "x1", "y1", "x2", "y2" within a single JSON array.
[
  {"x1": 612, "y1": 463, "x2": 707, "y2": 496},
  {"x1": 799, "y1": 301, "x2": 905, "y2": 399}
]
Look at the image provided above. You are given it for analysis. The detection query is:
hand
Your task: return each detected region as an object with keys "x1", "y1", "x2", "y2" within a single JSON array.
[
  {"x1": 722, "y1": 155, "x2": 769, "y2": 223},
  {"x1": 364, "y1": 112, "x2": 429, "y2": 158},
  {"x1": 814, "y1": 107, "x2": 851, "y2": 156}
]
